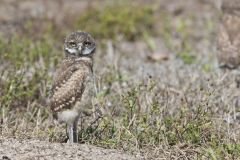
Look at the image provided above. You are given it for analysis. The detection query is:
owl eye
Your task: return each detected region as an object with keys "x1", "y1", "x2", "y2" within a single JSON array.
[
  {"x1": 84, "y1": 41, "x2": 91, "y2": 46},
  {"x1": 69, "y1": 41, "x2": 77, "y2": 47}
]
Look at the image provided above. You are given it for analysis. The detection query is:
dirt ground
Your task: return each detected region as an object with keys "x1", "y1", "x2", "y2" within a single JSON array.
[{"x1": 0, "y1": 138, "x2": 138, "y2": 160}]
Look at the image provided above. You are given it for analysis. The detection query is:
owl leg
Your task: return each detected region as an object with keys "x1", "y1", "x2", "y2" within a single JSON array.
[
  {"x1": 67, "y1": 123, "x2": 74, "y2": 143},
  {"x1": 73, "y1": 118, "x2": 79, "y2": 143}
]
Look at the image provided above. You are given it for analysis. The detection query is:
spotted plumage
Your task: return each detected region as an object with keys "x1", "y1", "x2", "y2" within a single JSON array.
[
  {"x1": 49, "y1": 31, "x2": 96, "y2": 143},
  {"x1": 50, "y1": 57, "x2": 93, "y2": 113}
]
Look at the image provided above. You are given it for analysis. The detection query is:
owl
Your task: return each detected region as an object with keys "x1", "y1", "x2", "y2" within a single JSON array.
[
  {"x1": 50, "y1": 31, "x2": 96, "y2": 143},
  {"x1": 217, "y1": 0, "x2": 240, "y2": 69}
]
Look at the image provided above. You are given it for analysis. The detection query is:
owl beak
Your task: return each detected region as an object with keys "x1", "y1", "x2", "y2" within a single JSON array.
[{"x1": 78, "y1": 43, "x2": 83, "y2": 52}]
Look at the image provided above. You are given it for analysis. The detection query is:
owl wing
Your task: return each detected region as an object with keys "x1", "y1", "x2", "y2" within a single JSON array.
[
  {"x1": 50, "y1": 60, "x2": 77, "y2": 95},
  {"x1": 50, "y1": 63, "x2": 90, "y2": 112}
]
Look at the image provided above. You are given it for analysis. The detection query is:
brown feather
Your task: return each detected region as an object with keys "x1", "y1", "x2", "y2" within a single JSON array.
[
  {"x1": 50, "y1": 57, "x2": 93, "y2": 113},
  {"x1": 217, "y1": 13, "x2": 240, "y2": 69},
  {"x1": 222, "y1": 0, "x2": 240, "y2": 16}
]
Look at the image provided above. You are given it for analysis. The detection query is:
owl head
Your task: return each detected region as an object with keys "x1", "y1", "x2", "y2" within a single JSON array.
[{"x1": 64, "y1": 31, "x2": 96, "y2": 57}]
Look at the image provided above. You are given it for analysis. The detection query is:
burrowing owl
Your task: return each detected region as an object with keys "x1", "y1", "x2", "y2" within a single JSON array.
[
  {"x1": 50, "y1": 31, "x2": 96, "y2": 143},
  {"x1": 217, "y1": 0, "x2": 240, "y2": 69}
]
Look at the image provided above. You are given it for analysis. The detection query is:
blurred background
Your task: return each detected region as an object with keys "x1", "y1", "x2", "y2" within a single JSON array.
[{"x1": 1, "y1": 0, "x2": 240, "y2": 159}]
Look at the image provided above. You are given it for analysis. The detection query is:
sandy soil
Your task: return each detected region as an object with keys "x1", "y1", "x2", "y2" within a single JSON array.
[{"x1": 0, "y1": 138, "x2": 138, "y2": 160}]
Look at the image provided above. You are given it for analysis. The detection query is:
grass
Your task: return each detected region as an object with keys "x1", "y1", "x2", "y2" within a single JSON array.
[
  {"x1": 76, "y1": 4, "x2": 155, "y2": 41},
  {"x1": 0, "y1": 1, "x2": 240, "y2": 159}
]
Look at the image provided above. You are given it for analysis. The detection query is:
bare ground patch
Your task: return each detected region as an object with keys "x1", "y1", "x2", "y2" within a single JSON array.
[{"x1": 0, "y1": 138, "x2": 137, "y2": 160}]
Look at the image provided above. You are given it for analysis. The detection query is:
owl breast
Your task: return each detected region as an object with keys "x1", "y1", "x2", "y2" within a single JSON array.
[{"x1": 74, "y1": 74, "x2": 95, "y2": 113}]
